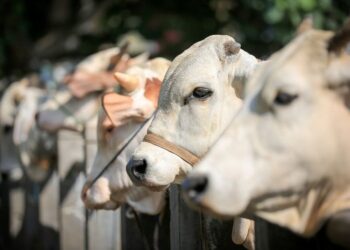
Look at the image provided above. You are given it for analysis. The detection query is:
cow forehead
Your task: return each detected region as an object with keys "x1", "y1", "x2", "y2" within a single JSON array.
[
  {"x1": 159, "y1": 35, "x2": 236, "y2": 93},
  {"x1": 246, "y1": 30, "x2": 333, "y2": 98},
  {"x1": 168, "y1": 49, "x2": 220, "y2": 83}
]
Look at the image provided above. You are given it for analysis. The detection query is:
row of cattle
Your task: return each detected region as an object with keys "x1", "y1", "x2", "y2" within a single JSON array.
[{"x1": 1, "y1": 17, "x2": 350, "y2": 249}]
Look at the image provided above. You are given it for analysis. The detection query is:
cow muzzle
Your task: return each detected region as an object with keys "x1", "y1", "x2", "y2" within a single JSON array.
[{"x1": 182, "y1": 174, "x2": 209, "y2": 203}]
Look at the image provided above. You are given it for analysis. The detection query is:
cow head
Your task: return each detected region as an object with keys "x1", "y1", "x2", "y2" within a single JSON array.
[
  {"x1": 37, "y1": 89, "x2": 100, "y2": 133},
  {"x1": 183, "y1": 22, "x2": 350, "y2": 236},
  {"x1": 127, "y1": 35, "x2": 259, "y2": 190},
  {"x1": 13, "y1": 87, "x2": 56, "y2": 181},
  {"x1": 37, "y1": 49, "x2": 152, "y2": 133},
  {"x1": 82, "y1": 58, "x2": 169, "y2": 214}
]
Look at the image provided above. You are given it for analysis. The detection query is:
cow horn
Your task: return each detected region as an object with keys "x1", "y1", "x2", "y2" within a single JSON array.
[{"x1": 114, "y1": 72, "x2": 139, "y2": 92}]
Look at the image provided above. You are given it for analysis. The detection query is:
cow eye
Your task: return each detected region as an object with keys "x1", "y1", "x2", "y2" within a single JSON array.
[
  {"x1": 184, "y1": 87, "x2": 213, "y2": 105},
  {"x1": 274, "y1": 91, "x2": 298, "y2": 106},
  {"x1": 192, "y1": 87, "x2": 213, "y2": 99}
]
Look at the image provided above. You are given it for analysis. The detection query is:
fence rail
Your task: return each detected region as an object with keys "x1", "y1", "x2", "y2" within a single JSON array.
[{"x1": 0, "y1": 127, "x2": 344, "y2": 250}]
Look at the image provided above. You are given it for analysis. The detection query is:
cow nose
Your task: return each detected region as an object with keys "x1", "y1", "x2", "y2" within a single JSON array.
[
  {"x1": 81, "y1": 183, "x2": 89, "y2": 203},
  {"x1": 182, "y1": 175, "x2": 208, "y2": 200},
  {"x1": 35, "y1": 112, "x2": 40, "y2": 122},
  {"x1": 127, "y1": 158, "x2": 147, "y2": 183}
]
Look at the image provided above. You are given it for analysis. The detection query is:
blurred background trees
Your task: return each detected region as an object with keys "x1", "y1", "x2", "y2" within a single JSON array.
[{"x1": 0, "y1": 0, "x2": 349, "y2": 80}]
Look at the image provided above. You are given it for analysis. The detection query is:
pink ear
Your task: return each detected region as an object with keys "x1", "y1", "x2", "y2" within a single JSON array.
[
  {"x1": 144, "y1": 77, "x2": 162, "y2": 107},
  {"x1": 65, "y1": 71, "x2": 116, "y2": 98},
  {"x1": 101, "y1": 92, "x2": 134, "y2": 127}
]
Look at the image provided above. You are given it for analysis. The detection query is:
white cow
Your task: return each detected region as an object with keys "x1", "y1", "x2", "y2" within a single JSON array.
[
  {"x1": 13, "y1": 87, "x2": 56, "y2": 181},
  {"x1": 183, "y1": 22, "x2": 350, "y2": 246},
  {"x1": 0, "y1": 75, "x2": 39, "y2": 128},
  {"x1": 0, "y1": 75, "x2": 42, "y2": 173},
  {"x1": 127, "y1": 35, "x2": 259, "y2": 249},
  {"x1": 37, "y1": 47, "x2": 149, "y2": 132},
  {"x1": 82, "y1": 58, "x2": 170, "y2": 214}
]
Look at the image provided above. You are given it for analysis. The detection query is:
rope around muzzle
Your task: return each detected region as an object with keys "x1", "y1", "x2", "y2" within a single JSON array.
[{"x1": 143, "y1": 132, "x2": 200, "y2": 166}]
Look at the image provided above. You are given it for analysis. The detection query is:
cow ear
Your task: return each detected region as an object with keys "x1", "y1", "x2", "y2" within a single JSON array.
[
  {"x1": 223, "y1": 40, "x2": 241, "y2": 58},
  {"x1": 101, "y1": 91, "x2": 133, "y2": 128},
  {"x1": 326, "y1": 19, "x2": 350, "y2": 88},
  {"x1": 296, "y1": 16, "x2": 314, "y2": 36},
  {"x1": 144, "y1": 77, "x2": 162, "y2": 107}
]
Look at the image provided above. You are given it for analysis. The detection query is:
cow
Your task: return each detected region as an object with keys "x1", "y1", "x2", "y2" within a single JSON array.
[
  {"x1": 9, "y1": 47, "x2": 137, "y2": 180},
  {"x1": 36, "y1": 47, "x2": 135, "y2": 133},
  {"x1": 13, "y1": 87, "x2": 56, "y2": 181},
  {"x1": 126, "y1": 35, "x2": 260, "y2": 249},
  {"x1": 81, "y1": 57, "x2": 171, "y2": 214},
  {"x1": 36, "y1": 45, "x2": 151, "y2": 133},
  {"x1": 182, "y1": 21, "x2": 350, "y2": 248},
  {"x1": 0, "y1": 75, "x2": 43, "y2": 174}
]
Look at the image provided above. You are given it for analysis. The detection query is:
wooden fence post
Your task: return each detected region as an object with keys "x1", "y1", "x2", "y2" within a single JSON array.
[
  {"x1": 169, "y1": 185, "x2": 245, "y2": 250},
  {"x1": 58, "y1": 129, "x2": 86, "y2": 250},
  {"x1": 169, "y1": 185, "x2": 203, "y2": 250},
  {"x1": 84, "y1": 119, "x2": 122, "y2": 250}
]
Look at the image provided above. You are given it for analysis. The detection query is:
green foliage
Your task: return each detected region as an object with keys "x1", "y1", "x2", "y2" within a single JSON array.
[{"x1": 1, "y1": 0, "x2": 349, "y2": 79}]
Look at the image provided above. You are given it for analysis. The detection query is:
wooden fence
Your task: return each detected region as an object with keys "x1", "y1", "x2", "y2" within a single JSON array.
[{"x1": 0, "y1": 125, "x2": 344, "y2": 250}]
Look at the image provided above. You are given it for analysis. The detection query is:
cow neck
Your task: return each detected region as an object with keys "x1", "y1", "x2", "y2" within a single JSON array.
[
  {"x1": 143, "y1": 132, "x2": 200, "y2": 166},
  {"x1": 255, "y1": 181, "x2": 350, "y2": 237},
  {"x1": 51, "y1": 92, "x2": 100, "y2": 130}
]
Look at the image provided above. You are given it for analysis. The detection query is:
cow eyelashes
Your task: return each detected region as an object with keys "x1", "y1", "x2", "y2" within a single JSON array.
[
  {"x1": 273, "y1": 91, "x2": 298, "y2": 106},
  {"x1": 184, "y1": 87, "x2": 213, "y2": 105}
]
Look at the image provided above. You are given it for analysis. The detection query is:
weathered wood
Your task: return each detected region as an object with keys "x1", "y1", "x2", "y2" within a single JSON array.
[
  {"x1": 203, "y1": 217, "x2": 245, "y2": 250},
  {"x1": 88, "y1": 210, "x2": 122, "y2": 250},
  {"x1": 0, "y1": 173, "x2": 11, "y2": 248},
  {"x1": 255, "y1": 218, "x2": 347, "y2": 250},
  {"x1": 121, "y1": 204, "x2": 170, "y2": 250},
  {"x1": 84, "y1": 119, "x2": 122, "y2": 250},
  {"x1": 169, "y1": 185, "x2": 203, "y2": 250},
  {"x1": 170, "y1": 185, "x2": 246, "y2": 250},
  {"x1": 58, "y1": 130, "x2": 86, "y2": 250},
  {"x1": 39, "y1": 171, "x2": 59, "y2": 232},
  {"x1": 9, "y1": 183, "x2": 25, "y2": 237}
]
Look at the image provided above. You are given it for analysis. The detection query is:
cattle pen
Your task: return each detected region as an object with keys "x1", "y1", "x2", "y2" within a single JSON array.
[
  {"x1": 0, "y1": 126, "x2": 344, "y2": 250},
  {"x1": 1, "y1": 1, "x2": 350, "y2": 249}
]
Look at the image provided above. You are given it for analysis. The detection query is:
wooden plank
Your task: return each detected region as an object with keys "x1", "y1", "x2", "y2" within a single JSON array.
[
  {"x1": 58, "y1": 130, "x2": 85, "y2": 250},
  {"x1": 84, "y1": 119, "x2": 122, "y2": 250},
  {"x1": 121, "y1": 204, "x2": 164, "y2": 250},
  {"x1": 113, "y1": 209, "x2": 122, "y2": 250},
  {"x1": 39, "y1": 171, "x2": 59, "y2": 232},
  {"x1": 169, "y1": 185, "x2": 245, "y2": 250},
  {"x1": 9, "y1": 184, "x2": 25, "y2": 237},
  {"x1": 88, "y1": 210, "x2": 121, "y2": 250},
  {"x1": 169, "y1": 185, "x2": 202, "y2": 250},
  {"x1": 0, "y1": 173, "x2": 11, "y2": 248},
  {"x1": 60, "y1": 173, "x2": 86, "y2": 250},
  {"x1": 254, "y1": 218, "x2": 345, "y2": 250},
  {"x1": 202, "y1": 217, "x2": 245, "y2": 250}
]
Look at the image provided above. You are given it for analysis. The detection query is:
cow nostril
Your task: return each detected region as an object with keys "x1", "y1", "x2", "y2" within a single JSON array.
[
  {"x1": 82, "y1": 191, "x2": 87, "y2": 201},
  {"x1": 133, "y1": 159, "x2": 147, "y2": 175},
  {"x1": 127, "y1": 158, "x2": 148, "y2": 181},
  {"x1": 81, "y1": 184, "x2": 90, "y2": 202},
  {"x1": 182, "y1": 175, "x2": 208, "y2": 199},
  {"x1": 35, "y1": 113, "x2": 40, "y2": 122}
]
